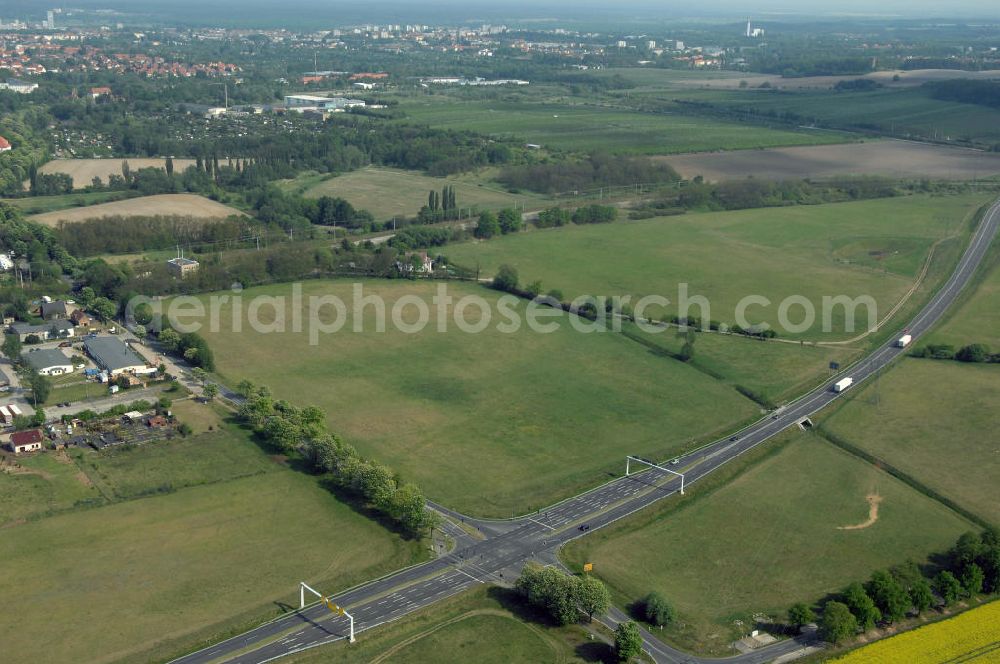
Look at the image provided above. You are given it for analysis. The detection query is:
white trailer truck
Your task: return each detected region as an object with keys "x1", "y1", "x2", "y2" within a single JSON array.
[
  {"x1": 896, "y1": 334, "x2": 912, "y2": 348},
  {"x1": 833, "y1": 377, "x2": 854, "y2": 393}
]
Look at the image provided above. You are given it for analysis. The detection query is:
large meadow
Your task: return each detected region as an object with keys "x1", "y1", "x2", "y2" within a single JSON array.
[
  {"x1": 445, "y1": 194, "x2": 990, "y2": 340},
  {"x1": 196, "y1": 279, "x2": 759, "y2": 516},
  {"x1": 397, "y1": 95, "x2": 849, "y2": 155}
]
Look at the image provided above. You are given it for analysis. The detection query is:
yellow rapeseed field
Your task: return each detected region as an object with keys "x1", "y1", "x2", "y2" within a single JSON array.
[{"x1": 832, "y1": 600, "x2": 1000, "y2": 663}]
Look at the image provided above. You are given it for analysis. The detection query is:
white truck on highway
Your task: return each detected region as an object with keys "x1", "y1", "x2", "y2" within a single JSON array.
[
  {"x1": 833, "y1": 377, "x2": 854, "y2": 393},
  {"x1": 896, "y1": 333, "x2": 912, "y2": 348}
]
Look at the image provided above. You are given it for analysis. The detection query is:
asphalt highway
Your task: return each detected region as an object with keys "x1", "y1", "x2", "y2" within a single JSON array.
[{"x1": 170, "y1": 197, "x2": 1000, "y2": 664}]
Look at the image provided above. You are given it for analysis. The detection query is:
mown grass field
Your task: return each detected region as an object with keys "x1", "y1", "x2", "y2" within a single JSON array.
[
  {"x1": 562, "y1": 432, "x2": 974, "y2": 655},
  {"x1": 926, "y1": 246, "x2": 1000, "y2": 351},
  {"x1": 197, "y1": 279, "x2": 758, "y2": 516},
  {"x1": 832, "y1": 599, "x2": 1000, "y2": 664},
  {"x1": 285, "y1": 586, "x2": 611, "y2": 663},
  {"x1": 445, "y1": 194, "x2": 989, "y2": 339},
  {"x1": 397, "y1": 95, "x2": 847, "y2": 154},
  {"x1": 300, "y1": 167, "x2": 551, "y2": 220},
  {"x1": 822, "y1": 359, "x2": 1000, "y2": 525},
  {"x1": 0, "y1": 403, "x2": 424, "y2": 664},
  {"x1": 623, "y1": 321, "x2": 861, "y2": 405}
]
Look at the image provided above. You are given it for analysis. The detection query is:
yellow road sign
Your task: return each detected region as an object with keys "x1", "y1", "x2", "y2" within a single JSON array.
[{"x1": 583, "y1": 563, "x2": 593, "y2": 572}]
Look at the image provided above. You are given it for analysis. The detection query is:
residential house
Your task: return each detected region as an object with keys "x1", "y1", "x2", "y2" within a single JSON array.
[
  {"x1": 39, "y1": 300, "x2": 69, "y2": 320},
  {"x1": 70, "y1": 309, "x2": 92, "y2": 327},
  {"x1": 9, "y1": 429, "x2": 43, "y2": 454},
  {"x1": 83, "y1": 336, "x2": 149, "y2": 377},
  {"x1": 0, "y1": 136, "x2": 10, "y2": 152},
  {"x1": 9, "y1": 319, "x2": 75, "y2": 342},
  {"x1": 89, "y1": 86, "x2": 112, "y2": 98}
]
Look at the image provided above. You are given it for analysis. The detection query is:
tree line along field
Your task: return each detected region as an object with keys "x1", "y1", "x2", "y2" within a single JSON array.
[
  {"x1": 0, "y1": 402, "x2": 424, "y2": 664},
  {"x1": 298, "y1": 167, "x2": 552, "y2": 220},
  {"x1": 196, "y1": 279, "x2": 759, "y2": 517},
  {"x1": 28, "y1": 192, "x2": 246, "y2": 226},
  {"x1": 283, "y1": 586, "x2": 607, "y2": 664},
  {"x1": 562, "y1": 430, "x2": 974, "y2": 655},
  {"x1": 831, "y1": 599, "x2": 1000, "y2": 664},
  {"x1": 38, "y1": 157, "x2": 197, "y2": 189},
  {"x1": 622, "y1": 321, "x2": 861, "y2": 406},
  {"x1": 444, "y1": 194, "x2": 991, "y2": 340},
  {"x1": 395, "y1": 95, "x2": 849, "y2": 155}
]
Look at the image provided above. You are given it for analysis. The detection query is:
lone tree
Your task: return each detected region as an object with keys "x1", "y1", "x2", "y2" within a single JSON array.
[
  {"x1": 202, "y1": 383, "x2": 220, "y2": 401},
  {"x1": 643, "y1": 591, "x2": 675, "y2": 627},
  {"x1": 614, "y1": 621, "x2": 643, "y2": 662},
  {"x1": 787, "y1": 603, "x2": 815, "y2": 630},
  {"x1": 843, "y1": 582, "x2": 881, "y2": 630},
  {"x1": 492, "y1": 264, "x2": 519, "y2": 293},
  {"x1": 1, "y1": 333, "x2": 21, "y2": 361},
  {"x1": 935, "y1": 570, "x2": 963, "y2": 606},
  {"x1": 819, "y1": 601, "x2": 858, "y2": 645},
  {"x1": 575, "y1": 575, "x2": 610, "y2": 621}
]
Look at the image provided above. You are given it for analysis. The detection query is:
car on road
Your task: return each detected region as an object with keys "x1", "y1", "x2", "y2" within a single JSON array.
[
  {"x1": 578, "y1": 524, "x2": 590, "y2": 531},
  {"x1": 669, "y1": 458, "x2": 680, "y2": 465},
  {"x1": 58, "y1": 341, "x2": 72, "y2": 348},
  {"x1": 729, "y1": 435, "x2": 739, "y2": 441}
]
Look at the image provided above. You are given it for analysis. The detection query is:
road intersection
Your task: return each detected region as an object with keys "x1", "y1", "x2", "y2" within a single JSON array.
[{"x1": 171, "y1": 198, "x2": 1000, "y2": 664}]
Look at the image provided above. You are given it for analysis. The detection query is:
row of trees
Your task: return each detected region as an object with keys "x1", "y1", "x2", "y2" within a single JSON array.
[
  {"x1": 498, "y1": 153, "x2": 680, "y2": 195},
  {"x1": 55, "y1": 215, "x2": 250, "y2": 257},
  {"x1": 515, "y1": 564, "x2": 611, "y2": 624},
  {"x1": 235, "y1": 381, "x2": 433, "y2": 535},
  {"x1": 807, "y1": 529, "x2": 1000, "y2": 645},
  {"x1": 913, "y1": 343, "x2": 998, "y2": 364},
  {"x1": 474, "y1": 208, "x2": 523, "y2": 239}
]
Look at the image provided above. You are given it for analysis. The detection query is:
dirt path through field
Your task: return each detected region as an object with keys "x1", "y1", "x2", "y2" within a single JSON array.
[{"x1": 837, "y1": 493, "x2": 883, "y2": 530}]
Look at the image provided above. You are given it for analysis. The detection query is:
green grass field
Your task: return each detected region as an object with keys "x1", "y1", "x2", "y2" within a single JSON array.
[
  {"x1": 445, "y1": 194, "x2": 988, "y2": 339},
  {"x1": 397, "y1": 95, "x2": 847, "y2": 155},
  {"x1": 0, "y1": 402, "x2": 424, "y2": 664},
  {"x1": 822, "y1": 359, "x2": 1000, "y2": 525},
  {"x1": 562, "y1": 431, "x2": 974, "y2": 655},
  {"x1": 624, "y1": 322, "x2": 861, "y2": 405},
  {"x1": 0, "y1": 451, "x2": 103, "y2": 524},
  {"x1": 0, "y1": 190, "x2": 135, "y2": 215},
  {"x1": 300, "y1": 167, "x2": 551, "y2": 220},
  {"x1": 196, "y1": 279, "x2": 758, "y2": 516},
  {"x1": 925, "y1": 246, "x2": 1000, "y2": 351},
  {"x1": 284, "y1": 586, "x2": 610, "y2": 664}
]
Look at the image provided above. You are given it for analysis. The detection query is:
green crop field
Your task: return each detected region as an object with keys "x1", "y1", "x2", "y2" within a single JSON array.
[
  {"x1": 562, "y1": 431, "x2": 974, "y2": 655},
  {"x1": 0, "y1": 403, "x2": 424, "y2": 664},
  {"x1": 397, "y1": 95, "x2": 847, "y2": 155},
  {"x1": 445, "y1": 194, "x2": 989, "y2": 340},
  {"x1": 300, "y1": 167, "x2": 551, "y2": 220},
  {"x1": 623, "y1": 322, "x2": 861, "y2": 405},
  {"x1": 284, "y1": 586, "x2": 609, "y2": 664},
  {"x1": 671, "y1": 87, "x2": 1000, "y2": 149},
  {"x1": 196, "y1": 279, "x2": 758, "y2": 516},
  {"x1": 822, "y1": 359, "x2": 1000, "y2": 525}
]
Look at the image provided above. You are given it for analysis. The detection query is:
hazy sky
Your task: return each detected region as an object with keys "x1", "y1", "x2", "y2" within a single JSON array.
[{"x1": 9, "y1": 0, "x2": 1000, "y2": 25}]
